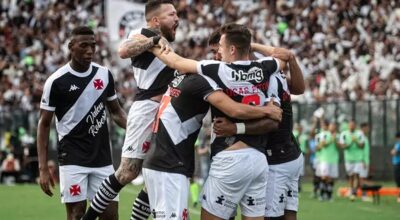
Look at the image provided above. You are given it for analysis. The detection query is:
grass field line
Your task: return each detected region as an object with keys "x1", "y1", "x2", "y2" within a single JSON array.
[{"x1": 124, "y1": 186, "x2": 201, "y2": 216}]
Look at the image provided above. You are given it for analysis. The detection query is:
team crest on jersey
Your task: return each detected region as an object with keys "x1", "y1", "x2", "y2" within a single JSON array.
[
  {"x1": 69, "y1": 184, "x2": 81, "y2": 196},
  {"x1": 142, "y1": 141, "x2": 150, "y2": 153},
  {"x1": 93, "y1": 79, "x2": 104, "y2": 90},
  {"x1": 231, "y1": 67, "x2": 264, "y2": 82}
]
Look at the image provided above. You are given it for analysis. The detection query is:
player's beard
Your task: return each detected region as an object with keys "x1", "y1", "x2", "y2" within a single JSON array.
[{"x1": 160, "y1": 24, "x2": 175, "y2": 42}]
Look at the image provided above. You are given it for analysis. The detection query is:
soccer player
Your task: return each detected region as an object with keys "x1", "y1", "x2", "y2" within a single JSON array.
[
  {"x1": 37, "y1": 26, "x2": 127, "y2": 220},
  {"x1": 142, "y1": 71, "x2": 282, "y2": 220},
  {"x1": 151, "y1": 23, "x2": 290, "y2": 220},
  {"x1": 359, "y1": 122, "x2": 372, "y2": 202},
  {"x1": 82, "y1": 1, "x2": 179, "y2": 219},
  {"x1": 339, "y1": 119, "x2": 365, "y2": 201},
  {"x1": 315, "y1": 121, "x2": 339, "y2": 201},
  {"x1": 213, "y1": 51, "x2": 305, "y2": 220},
  {"x1": 391, "y1": 132, "x2": 400, "y2": 203}
]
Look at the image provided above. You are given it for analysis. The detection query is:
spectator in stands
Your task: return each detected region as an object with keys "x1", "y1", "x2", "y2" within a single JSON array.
[{"x1": 1, "y1": 153, "x2": 20, "y2": 184}]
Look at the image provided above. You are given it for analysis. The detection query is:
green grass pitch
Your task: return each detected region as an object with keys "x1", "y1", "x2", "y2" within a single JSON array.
[{"x1": 0, "y1": 182, "x2": 399, "y2": 220}]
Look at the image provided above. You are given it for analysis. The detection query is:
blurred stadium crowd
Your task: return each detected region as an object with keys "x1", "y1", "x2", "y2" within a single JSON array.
[{"x1": 0, "y1": 0, "x2": 399, "y2": 183}]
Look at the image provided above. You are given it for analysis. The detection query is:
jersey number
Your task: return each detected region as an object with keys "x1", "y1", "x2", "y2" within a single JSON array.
[{"x1": 241, "y1": 94, "x2": 260, "y2": 105}]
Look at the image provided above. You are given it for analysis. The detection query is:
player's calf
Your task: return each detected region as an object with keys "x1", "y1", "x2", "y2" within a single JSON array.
[
  {"x1": 115, "y1": 158, "x2": 144, "y2": 185},
  {"x1": 131, "y1": 189, "x2": 151, "y2": 220}
]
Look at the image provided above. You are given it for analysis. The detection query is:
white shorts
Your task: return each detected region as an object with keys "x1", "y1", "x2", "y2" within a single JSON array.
[
  {"x1": 59, "y1": 165, "x2": 118, "y2": 203},
  {"x1": 359, "y1": 164, "x2": 369, "y2": 178},
  {"x1": 265, "y1": 154, "x2": 303, "y2": 217},
  {"x1": 142, "y1": 168, "x2": 189, "y2": 220},
  {"x1": 121, "y1": 100, "x2": 159, "y2": 159},
  {"x1": 313, "y1": 158, "x2": 320, "y2": 176},
  {"x1": 201, "y1": 148, "x2": 268, "y2": 219},
  {"x1": 317, "y1": 162, "x2": 339, "y2": 178},
  {"x1": 345, "y1": 162, "x2": 363, "y2": 176}
]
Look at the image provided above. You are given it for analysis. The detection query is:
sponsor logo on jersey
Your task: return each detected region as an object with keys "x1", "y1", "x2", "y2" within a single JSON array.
[
  {"x1": 152, "y1": 209, "x2": 166, "y2": 219},
  {"x1": 69, "y1": 184, "x2": 81, "y2": 196},
  {"x1": 69, "y1": 84, "x2": 80, "y2": 92},
  {"x1": 169, "y1": 87, "x2": 181, "y2": 97},
  {"x1": 231, "y1": 67, "x2": 264, "y2": 82},
  {"x1": 86, "y1": 102, "x2": 107, "y2": 137},
  {"x1": 93, "y1": 79, "x2": 104, "y2": 90},
  {"x1": 214, "y1": 195, "x2": 235, "y2": 209}
]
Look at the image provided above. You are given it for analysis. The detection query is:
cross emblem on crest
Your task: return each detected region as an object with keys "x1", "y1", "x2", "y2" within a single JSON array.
[
  {"x1": 142, "y1": 141, "x2": 150, "y2": 153},
  {"x1": 93, "y1": 79, "x2": 104, "y2": 90},
  {"x1": 182, "y1": 209, "x2": 188, "y2": 220},
  {"x1": 69, "y1": 184, "x2": 81, "y2": 196}
]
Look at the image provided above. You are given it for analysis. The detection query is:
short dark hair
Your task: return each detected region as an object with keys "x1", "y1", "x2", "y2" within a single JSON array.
[
  {"x1": 396, "y1": 132, "x2": 400, "y2": 138},
  {"x1": 360, "y1": 122, "x2": 369, "y2": 128},
  {"x1": 145, "y1": 0, "x2": 174, "y2": 19},
  {"x1": 71, "y1": 26, "x2": 94, "y2": 36},
  {"x1": 220, "y1": 23, "x2": 251, "y2": 55},
  {"x1": 208, "y1": 28, "x2": 221, "y2": 46}
]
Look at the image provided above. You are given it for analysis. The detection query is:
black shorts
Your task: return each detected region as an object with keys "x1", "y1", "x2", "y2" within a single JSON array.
[{"x1": 394, "y1": 164, "x2": 400, "y2": 187}]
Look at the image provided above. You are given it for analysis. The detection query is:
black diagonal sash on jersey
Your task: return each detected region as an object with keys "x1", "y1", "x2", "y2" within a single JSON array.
[{"x1": 57, "y1": 67, "x2": 109, "y2": 140}]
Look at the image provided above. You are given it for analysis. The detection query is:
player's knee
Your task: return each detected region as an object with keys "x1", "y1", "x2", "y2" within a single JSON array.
[{"x1": 69, "y1": 208, "x2": 85, "y2": 220}]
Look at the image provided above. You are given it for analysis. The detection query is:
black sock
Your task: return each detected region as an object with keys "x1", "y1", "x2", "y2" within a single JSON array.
[
  {"x1": 82, "y1": 174, "x2": 124, "y2": 220},
  {"x1": 313, "y1": 176, "x2": 320, "y2": 196},
  {"x1": 327, "y1": 182, "x2": 334, "y2": 199},
  {"x1": 319, "y1": 182, "x2": 326, "y2": 199},
  {"x1": 131, "y1": 189, "x2": 151, "y2": 220}
]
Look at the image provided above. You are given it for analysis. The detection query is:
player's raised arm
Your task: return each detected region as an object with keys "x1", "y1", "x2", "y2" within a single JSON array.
[
  {"x1": 118, "y1": 34, "x2": 160, "y2": 59},
  {"x1": 150, "y1": 43, "x2": 198, "y2": 74},
  {"x1": 252, "y1": 43, "x2": 305, "y2": 94}
]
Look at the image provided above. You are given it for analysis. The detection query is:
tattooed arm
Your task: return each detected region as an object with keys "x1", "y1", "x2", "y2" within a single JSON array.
[{"x1": 118, "y1": 36, "x2": 156, "y2": 59}]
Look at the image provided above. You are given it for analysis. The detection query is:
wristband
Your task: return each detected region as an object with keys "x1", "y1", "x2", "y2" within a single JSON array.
[
  {"x1": 236, "y1": 123, "x2": 246, "y2": 134},
  {"x1": 152, "y1": 36, "x2": 161, "y2": 45}
]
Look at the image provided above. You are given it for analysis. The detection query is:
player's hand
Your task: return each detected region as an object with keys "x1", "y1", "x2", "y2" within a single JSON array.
[
  {"x1": 158, "y1": 37, "x2": 171, "y2": 54},
  {"x1": 39, "y1": 168, "x2": 55, "y2": 197},
  {"x1": 213, "y1": 117, "x2": 236, "y2": 137},
  {"x1": 264, "y1": 99, "x2": 282, "y2": 122},
  {"x1": 272, "y1": 48, "x2": 294, "y2": 62}
]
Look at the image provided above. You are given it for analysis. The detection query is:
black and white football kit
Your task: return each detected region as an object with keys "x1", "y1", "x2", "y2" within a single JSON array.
[
  {"x1": 265, "y1": 72, "x2": 303, "y2": 217},
  {"x1": 121, "y1": 27, "x2": 177, "y2": 159},
  {"x1": 142, "y1": 73, "x2": 220, "y2": 220},
  {"x1": 40, "y1": 62, "x2": 119, "y2": 203},
  {"x1": 196, "y1": 58, "x2": 280, "y2": 219}
]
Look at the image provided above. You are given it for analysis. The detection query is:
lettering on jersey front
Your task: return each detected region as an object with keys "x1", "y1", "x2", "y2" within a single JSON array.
[
  {"x1": 86, "y1": 103, "x2": 107, "y2": 137},
  {"x1": 224, "y1": 81, "x2": 269, "y2": 97},
  {"x1": 231, "y1": 66, "x2": 264, "y2": 82}
]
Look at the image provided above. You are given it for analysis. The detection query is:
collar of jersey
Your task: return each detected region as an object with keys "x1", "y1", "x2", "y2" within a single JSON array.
[
  {"x1": 231, "y1": 60, "x2": 251, "y2": 65},
  {"x1": 67, "y1": 63, "x2": 93, "y2": 78}
]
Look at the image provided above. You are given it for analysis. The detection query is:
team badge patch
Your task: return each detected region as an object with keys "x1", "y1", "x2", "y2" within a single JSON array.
[
  {"x1": 94, "y1": 79, "x2": 104, "y2": 90},
  {"x1": 69, "y1": 184, "x2": 81, "y2": 196},
  {"x1": 142, "y1": 141, "x2": 150, "y2": 153}
]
